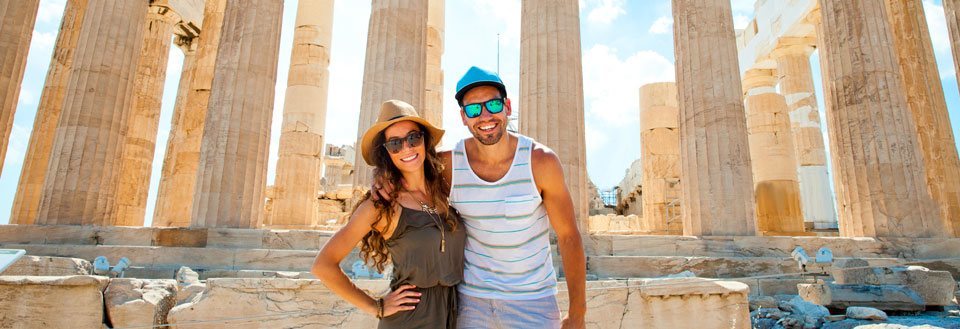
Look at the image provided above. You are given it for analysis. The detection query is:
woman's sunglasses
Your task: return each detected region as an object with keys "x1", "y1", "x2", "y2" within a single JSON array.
[
  {"x1": 462, "y1": 98, "x2": 505, "y2": 119},
  {"x1": 382, "y1": 130, "x2": 425, "y2": 154}
]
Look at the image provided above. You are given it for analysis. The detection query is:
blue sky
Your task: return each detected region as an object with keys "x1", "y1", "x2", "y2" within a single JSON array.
[{"x1": 1, "y1": 0, "x2": 958, "y2": 225}]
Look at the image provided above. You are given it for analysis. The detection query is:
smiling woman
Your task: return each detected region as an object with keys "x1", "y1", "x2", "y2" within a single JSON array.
[{"x1": 311, "y1": 100, "x2": 466, "y2": 328}]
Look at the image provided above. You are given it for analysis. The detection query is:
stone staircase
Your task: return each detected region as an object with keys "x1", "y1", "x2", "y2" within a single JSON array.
[{"x1": 2, "y1": 225, "x2": 958, "y2": 292}]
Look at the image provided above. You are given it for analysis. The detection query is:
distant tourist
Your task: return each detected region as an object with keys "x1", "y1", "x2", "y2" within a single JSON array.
[{"x1": 312, "y1": 100, "x2": 465, "y2": 328}]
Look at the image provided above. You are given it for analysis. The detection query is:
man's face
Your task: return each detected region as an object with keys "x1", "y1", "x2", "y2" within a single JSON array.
[{"x1": 460, "y1": 85, "x2": 511, "y2": 145}]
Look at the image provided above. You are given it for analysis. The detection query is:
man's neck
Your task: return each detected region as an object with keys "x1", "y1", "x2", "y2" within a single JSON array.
[{"x1": 470, "y1": 133, "x2": 515, "y2": 165}]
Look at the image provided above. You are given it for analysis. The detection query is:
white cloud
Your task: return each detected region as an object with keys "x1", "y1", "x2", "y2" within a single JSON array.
[
  {"x1": 582, "y1": 45, "x2": 675, "y2": 126},
  {"x1": 36, "y1": 0, "x2": 66, "y2": 24},
  {"x1": 587, "y1": 0, "x2": 626, "y2": 25},
  {"x1": 584, "y1": 123, "x2": 608, "y2": 152},
  {"x1": 471, "y1": 0, "x2": 521, "y2": 45},
  {"x1": 733, "y1": 15, "x2": 750, "y2": 30},
  {"x1": 32, "y1": 31, "x2": 55, "y2": 51},
  {"x1": 923, "y1": 0, "x2": 956, "y2": 78},
  {"x1": 648, "y1": 16, "x2": 672, "y2": 34},
  {"x1": 730, "y1": 0, "x2": 754, "y2": 14}
]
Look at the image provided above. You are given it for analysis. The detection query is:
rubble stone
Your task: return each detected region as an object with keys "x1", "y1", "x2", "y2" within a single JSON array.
[
  {"x1": 105, "y1": 278, "x2": 177, "y2": 328},
  {"x1": 845, "y1": 306, "x2": 887, "y2": 321}
]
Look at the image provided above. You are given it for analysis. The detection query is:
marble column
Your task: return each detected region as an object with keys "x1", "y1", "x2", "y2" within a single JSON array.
[
  {"x1": 946, "y1": 0, "x2": 960, "y2": 85},
  {"x1": 190, "y1": 0, "x2": 284, "y2": 228},
  {"x1": 742, "y1": 69, "x2": 805, "y2": 235},
  {"x1": 0, "y1": 0, "x2": 41, "y2": 176},
  {"x1": 885, "y1": 0, "x2": 960, "y2": 237},
  {"x1": 268, "y1": 0, "x2": 334, "y2": 229},
  {"x1": 639, "y1": 82, "x2": 682, "y2": 235},
  {"x1": 519, "y1": 0, "x2": 589, "y2": 226},
  {"x1": 818, "y1": 0, "x2": 948, "y2": 237},
  {"x1": 352, "y1": 0, "x2": 428, "y2": 187},
  {"x1": 423, "y1": 0, "x2": 444, "y2": 127},
  {"x1": 152, "y1": 0, "x2": 226, "y2": 227},
  {"x1": 772, "y1": 44, "x2": 837, "y2": 230},
  {"x1": 153, "y1": 41, "x2": 196, "y2": 227},
  {"x1": 10, "y1": 0, "x2": 87, "y2": 225},
  {"x1": 114, "y1": 4, "x2": 180, "y2": 227},
  {"x1": 672, "y1": 0, "x2": 756, "y2": 236},
  {"x1": 35, "y1": 0, "x2": 148, "y2": 225}
]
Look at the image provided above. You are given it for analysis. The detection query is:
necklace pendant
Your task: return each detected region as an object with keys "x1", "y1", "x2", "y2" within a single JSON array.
[{"x1": 441, "y1": 239, "x2": 446, "y2": 253}]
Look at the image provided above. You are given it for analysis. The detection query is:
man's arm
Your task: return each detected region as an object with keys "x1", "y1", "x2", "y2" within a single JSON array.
[{"x1": 532, "y1": 145, "x2": 586, "y2": 328}]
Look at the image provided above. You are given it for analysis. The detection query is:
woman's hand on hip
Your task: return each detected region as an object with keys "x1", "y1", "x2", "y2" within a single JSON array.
[{"x1": 383, "y1": 284, "x2": 421, "y2": 317}]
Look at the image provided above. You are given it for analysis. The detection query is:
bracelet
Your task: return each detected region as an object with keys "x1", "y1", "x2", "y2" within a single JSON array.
[{"x1": 376, "y1": 297, "x2": 384, "y2": 319}]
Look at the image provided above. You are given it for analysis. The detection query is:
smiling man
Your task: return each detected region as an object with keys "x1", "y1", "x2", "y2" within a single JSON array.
[{"x1": 440, "y1": 66, "x2": 586, "y2": 329}]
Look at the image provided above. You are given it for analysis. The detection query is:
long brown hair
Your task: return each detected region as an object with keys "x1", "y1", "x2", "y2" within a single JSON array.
[{"x1": 358, "y1": 123, "x2": 456, "y2": 272}]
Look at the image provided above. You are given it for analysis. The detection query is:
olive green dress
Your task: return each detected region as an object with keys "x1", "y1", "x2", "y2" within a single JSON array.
[{"x1": 379, "y1": 206, "x2": 466, "y2": 329}]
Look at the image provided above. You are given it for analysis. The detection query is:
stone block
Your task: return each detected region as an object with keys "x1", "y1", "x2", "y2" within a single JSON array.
[
  {"x1": 588, "y1": 255, "x2": 797, "y2": 278},
  {"x1": 832, "y1": 265, "x2": 957, "y2": 306},
  {"x1": 0, "y1": 275, "x2": 108, "y2": 328},
  {"x1": 105, "y1": 278, "x2": 177, "y2": 328},
  {"x1": 167, "y1": 278, "x2": 388, "y2": 328},
  {"x1": 798, "y1": 283, "x2": 925, "y2": 311},
  {"x1": 155, "y1": 228, "x2": 207, "y2": 247},
  {"x1": 205, "y1": 229, "x2": 265, "y2": 249},
  {"x1": 845, "y1": 306, "x2": 887, "y2": 321},
  {"x1": 2, "y1": 255, "x2": 91, "y2": 276},
  {"x1": 831, "y1": 258, "x2": 871, "y2": 284},
  {"x1": 318, "y1": 199, "x2": 344, "y2": 213},
  {"x1": 261, "y1": 230, "x2": 324, "y2": 250},
  {"x1": 622, "y1": 278, "x2": 751, "y2": 328},
  {"x1": 556, "y1": 280, "x2": 629, "y2": 327}
]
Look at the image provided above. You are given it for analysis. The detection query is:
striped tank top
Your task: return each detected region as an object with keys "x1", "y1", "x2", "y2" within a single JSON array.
[{"x1": 449, "y1": 134, "x2": 557, "y2": 300}]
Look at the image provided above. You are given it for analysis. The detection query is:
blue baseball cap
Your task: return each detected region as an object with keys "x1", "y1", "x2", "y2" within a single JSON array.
[{"x1": 455, "y1": 66, "x2": 508, "y2": 106}]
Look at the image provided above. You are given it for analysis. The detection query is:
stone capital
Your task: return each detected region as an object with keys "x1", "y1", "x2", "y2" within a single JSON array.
[{"x1": 742, "y1": 69, "x2": 778, "y2": 94}]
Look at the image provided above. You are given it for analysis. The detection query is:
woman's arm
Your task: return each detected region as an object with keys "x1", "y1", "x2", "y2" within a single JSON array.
[{"x1": 310, "y1": 200, "x2": 420, "y2": 317}]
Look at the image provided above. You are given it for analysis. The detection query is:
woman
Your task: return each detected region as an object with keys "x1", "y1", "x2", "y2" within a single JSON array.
[{"x1": 311, "y1": 100, "x2": 465, "y2": 328}]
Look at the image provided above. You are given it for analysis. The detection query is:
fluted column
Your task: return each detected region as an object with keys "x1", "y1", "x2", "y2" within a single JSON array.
[
  {"x1": 772, "y1": 44, "x2": 837, "y2": 230},
  {"x1": 639, "y1": 83, "x2": 682, "y2": 235},
  {"x1": 742, "y1": 69, "x2": 805, "y2": 235},
  {"x1": 946, "y1": 0, "x2": 960, "y2": 85},
  {"x1": 672, "y1": 0, "x2": 756, "y2": 236},
  {"x1": 885, "y1": 0, "x2": 960, "y2": 237},
  {"x1": 352, "y1": 0, "x2": 428, "y2": 187},
  {"x1": 153, "y1": 42, "x2": 196, "y2": 227},
  {"x1": 10, "y1": 0, "x2": 87, "y2": 225},
  {"x1": 114, "y1": 4, "x2": 180, "y2": 226},
  {"x1": 423, "y1": 0, "x2": 444, "y2": 127},
  {"x1": 0, "y1": 0, "x2": 40, "y2": 176},
  {"x1": 818, "y1": 0, "x2": 948, "y2": 237},
  {"x1": 152, "y1": 0, "x2": 226, "y2": 227},
  {"x1": 190, "y1": 0, "x2": 284, "y2": 228},
  {"x1": 35, "y1": 0, "x2": 148, "y2": 225},
  {"x1": 268, "y1": 0, "x2": 334, "y2": 229},
  {"x1": 519, "y1": 0, "x2": 589, "y2": 226}
]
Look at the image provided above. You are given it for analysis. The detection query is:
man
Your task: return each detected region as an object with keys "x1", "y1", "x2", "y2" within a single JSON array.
[
  {"x1": 373, "y1": 66, "x2": 586, "y2": 328},
  {"x1": 444, "y1": 66, "x2": 586, "y2": 329}
]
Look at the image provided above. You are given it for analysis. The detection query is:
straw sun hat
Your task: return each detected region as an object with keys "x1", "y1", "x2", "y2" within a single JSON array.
[{"x1": 360, "y1": 100, "x2": 445, "y2": 166}]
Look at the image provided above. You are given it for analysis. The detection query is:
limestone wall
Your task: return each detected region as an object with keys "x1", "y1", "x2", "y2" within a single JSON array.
[
  {"x1": 0, "y1": 275, "x2": 751, "y2": 328},
  {"x1": 616, "y1": 159, "x2": 643, "y2": 216}
]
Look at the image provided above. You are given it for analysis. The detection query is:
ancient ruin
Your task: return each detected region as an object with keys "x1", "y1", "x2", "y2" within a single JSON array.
[{"x1": 1, "y1": 0, "x2": 959, "y2": 328}]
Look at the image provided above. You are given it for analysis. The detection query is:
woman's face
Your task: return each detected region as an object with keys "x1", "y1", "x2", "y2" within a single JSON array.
[{"x1": 382, "y1": 121, "x2": 426, "y2": 174}]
